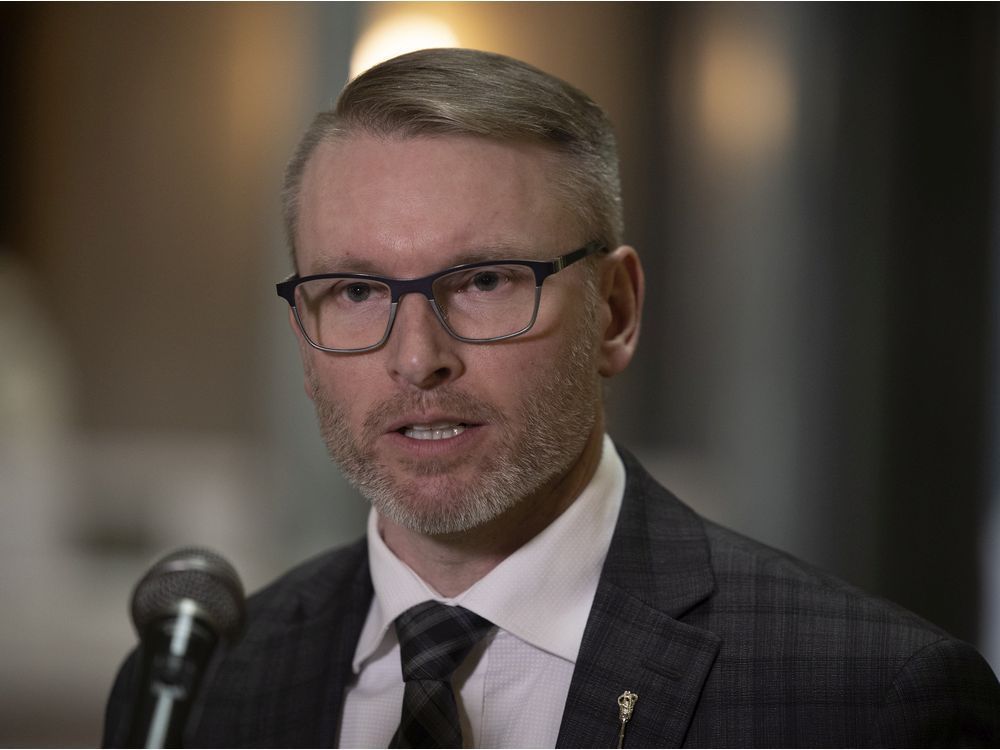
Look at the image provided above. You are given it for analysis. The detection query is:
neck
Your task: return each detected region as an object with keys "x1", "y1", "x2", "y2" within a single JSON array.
[{"x1": 378, "y1": 423, "x2": 606, "y2": 597}]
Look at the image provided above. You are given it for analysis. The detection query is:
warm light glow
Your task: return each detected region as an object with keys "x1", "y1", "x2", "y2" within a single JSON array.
[
  {"x1": 350, "y1": 15, "x2": 461, "y2": 79},
  {"x1": 696, "y1": 27, "x2": 795, "y2": 161}
]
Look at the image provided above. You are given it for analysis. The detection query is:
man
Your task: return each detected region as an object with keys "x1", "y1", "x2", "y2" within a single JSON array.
[{"x1": 105, "y1": 48, "x2": 1000, "y2": 747}]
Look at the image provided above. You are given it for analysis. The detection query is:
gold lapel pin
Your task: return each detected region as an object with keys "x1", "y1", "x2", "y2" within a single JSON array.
[{"x1": 616, "y1": 690, "x2": 638, "y2": 748}]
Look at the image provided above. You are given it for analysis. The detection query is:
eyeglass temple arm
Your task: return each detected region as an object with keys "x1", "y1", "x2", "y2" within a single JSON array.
[{"x1": 553, "y1": 241, "x2": 609, "y2": 271}]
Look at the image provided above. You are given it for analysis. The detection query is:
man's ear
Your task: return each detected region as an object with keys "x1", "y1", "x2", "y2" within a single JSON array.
[{"x1": 597, "y1": 245, "x2": 644, "y2": 377}]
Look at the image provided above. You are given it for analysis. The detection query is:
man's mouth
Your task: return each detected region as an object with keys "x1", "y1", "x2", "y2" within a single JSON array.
[{"x1": 399, "y1": 422, "x2": 468, "y2": 441}]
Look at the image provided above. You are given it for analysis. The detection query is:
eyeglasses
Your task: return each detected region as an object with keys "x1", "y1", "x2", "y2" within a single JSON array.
[{"x1": 276, "y1": 241, "x2": 607, "y2": 353}]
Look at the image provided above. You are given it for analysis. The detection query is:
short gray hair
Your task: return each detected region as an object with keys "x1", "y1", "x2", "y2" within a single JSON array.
[{"x1": 282, "y1": 47, "x2": 623, "y2": 264}]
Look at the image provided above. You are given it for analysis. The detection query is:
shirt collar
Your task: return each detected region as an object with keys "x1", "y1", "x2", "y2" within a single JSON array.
[{"x1": 353, "y1": 434, "x2": 625, "y2": 671}]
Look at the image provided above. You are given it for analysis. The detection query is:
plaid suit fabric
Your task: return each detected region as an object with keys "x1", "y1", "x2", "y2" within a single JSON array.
[
  {"x1": 389, "y1": 602, "x2": 493, "y2": 748},
  {"x1": 103, "y1": 446, "x2": 1000, "y2": 747}
]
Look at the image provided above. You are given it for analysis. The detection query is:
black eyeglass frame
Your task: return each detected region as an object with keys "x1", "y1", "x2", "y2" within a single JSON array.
[{"x1": 276, "y1": 240, "x2": 608, "y2": 353}]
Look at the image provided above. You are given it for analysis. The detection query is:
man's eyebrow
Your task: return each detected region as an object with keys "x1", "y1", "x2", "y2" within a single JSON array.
[
  {"x1": 316, "y1": 244, "x2": 535, "y2": 277},
  {"x1": 448, "y1": 244, "x2": 534, "y2": 265},
  {"x1": 319, "y1": 256, "x2": 382, "y2": 275}
]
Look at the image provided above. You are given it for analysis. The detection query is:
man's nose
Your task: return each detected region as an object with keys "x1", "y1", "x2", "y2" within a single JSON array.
[{"x1": 384, "y1": 293, "x2": 464, "y2": 390}]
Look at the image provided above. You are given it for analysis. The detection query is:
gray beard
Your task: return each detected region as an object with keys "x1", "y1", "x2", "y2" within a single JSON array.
[{"x1": 308, "y1": 316, "x2": 601, "y2": 536}]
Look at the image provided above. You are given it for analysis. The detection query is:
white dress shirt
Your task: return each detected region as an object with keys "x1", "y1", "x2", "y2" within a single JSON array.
[{"x1": 338, "y1": 435, "x2": 626, "y2": 748}]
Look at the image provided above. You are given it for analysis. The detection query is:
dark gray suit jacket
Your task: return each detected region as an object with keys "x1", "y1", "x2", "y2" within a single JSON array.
[{"x1": 105, "y1": 449, "x2": 1000, "y2": 747}]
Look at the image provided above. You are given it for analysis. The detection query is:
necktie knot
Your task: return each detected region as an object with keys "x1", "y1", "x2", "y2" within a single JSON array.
[
  {"x1": 395, "y1": 601, "x2": 493, "y2": 682},
  {"x1": 389, "y1": 601, "x2": 493, "y2": 748}
]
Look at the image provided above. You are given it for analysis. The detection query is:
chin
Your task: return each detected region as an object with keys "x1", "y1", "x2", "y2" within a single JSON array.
[{"x1": 367, "y1": 476, "x2": 526, "y2": 536}]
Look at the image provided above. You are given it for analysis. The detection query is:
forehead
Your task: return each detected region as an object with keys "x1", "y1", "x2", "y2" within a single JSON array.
[{"x1": 295, "y1": 133, "x2": 579, "y2": 274}]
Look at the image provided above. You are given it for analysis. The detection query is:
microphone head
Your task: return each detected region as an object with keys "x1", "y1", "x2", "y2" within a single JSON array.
[{"x1": 130, "y1": 546, "x2": 246, "y2": 639}]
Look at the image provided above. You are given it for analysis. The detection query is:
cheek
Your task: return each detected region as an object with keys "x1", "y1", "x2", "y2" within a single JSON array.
[
  {"x1": 479, "y1": 343, "x2": 551, "y2": 399},
  {"x1": 306, "y1": 357, "x2": 364, "y2": 412}
]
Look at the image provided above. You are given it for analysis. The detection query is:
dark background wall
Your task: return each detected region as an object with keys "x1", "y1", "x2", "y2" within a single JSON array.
[{"x1": 615, "y1": 1, "x2": 999, "y2": 649}]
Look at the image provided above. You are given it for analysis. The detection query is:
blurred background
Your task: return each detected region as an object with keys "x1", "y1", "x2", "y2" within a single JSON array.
[{"x1": 1, "y1": 2, "x2": 998, "y2": 745}]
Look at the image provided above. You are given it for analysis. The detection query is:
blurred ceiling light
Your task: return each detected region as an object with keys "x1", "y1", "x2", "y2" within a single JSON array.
[
  {"x1": 350, "y1": 15, "x2": 461, "y2": 79},
  {"x1": 697, "y1": 27, "x2": 795, "y2": 161}
]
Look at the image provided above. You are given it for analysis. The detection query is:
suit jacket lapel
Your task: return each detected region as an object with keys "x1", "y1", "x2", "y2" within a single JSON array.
[
  {"x1": 305, "y1": 548, "x2": 373, "y2": 747},
  {"x1": 219, "y1": 543, "x2": 374, "y2": 747},
  {"x1": 557, "y1": 448, "x2": 721, "y2": 748}
]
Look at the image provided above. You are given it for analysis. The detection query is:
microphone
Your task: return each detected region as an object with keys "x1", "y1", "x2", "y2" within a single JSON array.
[{"x1": 126, "y1": 547, "x2": 246, "y2": 748}]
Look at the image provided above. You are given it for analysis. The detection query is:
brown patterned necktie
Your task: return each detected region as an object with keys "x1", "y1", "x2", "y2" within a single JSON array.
[{"x1": 389, "y1": 601, "x2": 493, "y2": 749}]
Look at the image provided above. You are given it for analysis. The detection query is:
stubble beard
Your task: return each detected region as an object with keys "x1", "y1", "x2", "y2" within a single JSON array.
[{"x1": 307, "y1": 306, "x2": 602, "y2": 536}]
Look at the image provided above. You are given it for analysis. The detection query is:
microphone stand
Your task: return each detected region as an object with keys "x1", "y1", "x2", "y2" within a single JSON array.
[{"x1": 128, "y1": 600, "x2": 218, "y2": 748}]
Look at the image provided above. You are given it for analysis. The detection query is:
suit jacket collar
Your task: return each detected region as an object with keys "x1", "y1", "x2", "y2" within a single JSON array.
[{"x1": 557, "y1": 446, "x2": 721, "y2": 748}]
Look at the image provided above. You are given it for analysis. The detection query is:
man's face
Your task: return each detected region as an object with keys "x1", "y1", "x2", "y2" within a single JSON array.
[{"x1": 293, "y1": 134, "x2": 605, "y2": 536}]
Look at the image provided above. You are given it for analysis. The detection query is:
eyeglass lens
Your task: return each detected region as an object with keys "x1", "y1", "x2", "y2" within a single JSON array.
[{"x1": 294, "y1": 263, "x2": 539, "y2": 350}]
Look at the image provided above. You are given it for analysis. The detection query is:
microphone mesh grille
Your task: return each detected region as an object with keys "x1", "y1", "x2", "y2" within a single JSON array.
[{"x1": 130, "y1": 546, "x2": 246, "y2": 638}]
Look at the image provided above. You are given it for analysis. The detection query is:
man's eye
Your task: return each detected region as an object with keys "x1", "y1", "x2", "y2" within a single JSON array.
[
  {"x1": 471, "y1": 271, "x2": 501, "y2": 292},
  {"x1": 344, "y1": 283, "x2": 372, "y2": 302}
]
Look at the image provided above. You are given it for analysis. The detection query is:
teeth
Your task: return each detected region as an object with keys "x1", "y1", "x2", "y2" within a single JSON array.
[{"x1": 403, "y1": 423, "x2": 466, "y2": 441}]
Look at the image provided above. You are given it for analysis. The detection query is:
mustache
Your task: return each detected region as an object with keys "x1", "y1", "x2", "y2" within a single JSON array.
[{"x1": 362, "y1": 387, "x2": 506, "y2": 434}]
